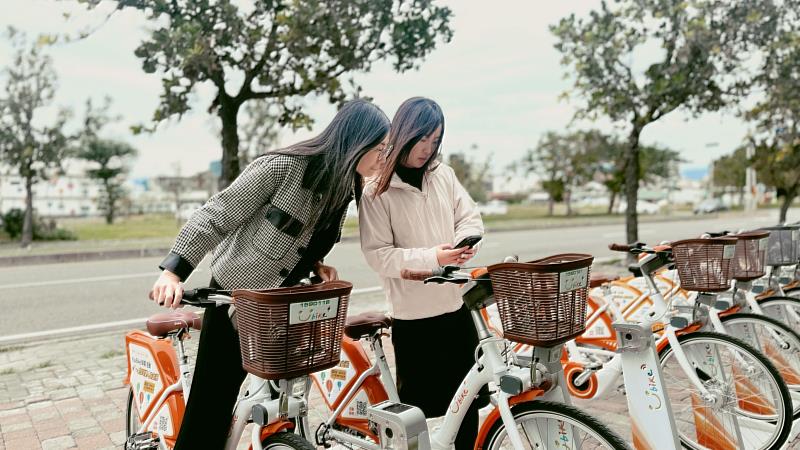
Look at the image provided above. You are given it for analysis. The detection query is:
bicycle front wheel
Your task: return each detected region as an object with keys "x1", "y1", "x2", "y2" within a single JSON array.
[
  {"x1": 480, "y1": 400, "x2": 629, "y2": 450},
  {"x1": 758, "y1": 295, "x2": 800, "y2": 332},
  {"x1": 721, "y1": 312, "x2": 800, "y2": 419},
  {"x1": 658, "y1": 332, "x2": 792, "y2": 450},
  {"x1": 261, "y1": 431, "x2": 316, "y2": 450}
]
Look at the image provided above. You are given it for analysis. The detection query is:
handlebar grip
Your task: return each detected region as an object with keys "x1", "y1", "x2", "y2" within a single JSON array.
[
  {"x1": 608, "y1": 243, "x2": 633, "y2": 252},
  {"x1": 400, "y1": 268, "x2": 435, "y2": 281},
  {"x1": 181, "y1": 289, "x2": 200, "y2": 301}
]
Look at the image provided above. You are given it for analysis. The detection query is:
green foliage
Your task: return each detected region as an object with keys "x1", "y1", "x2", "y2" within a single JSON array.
[
  {"x1": 712, "y1": 147, "x2": 748, "y2": 189},
  {"x1": 448, "y1": 145, "x2": 491, "y2": 203},
  {"x1": 1, "y1": 209, "x2": 24, "y2": 239},
  {"x1": 81, "y1": 0, "x2": 454, "y2": 187},
  {"x1": 77, "y1": 100, "x2": 138, "y2": 224},
  {"x1": 1, "y1": 208, "x2": 76, "y2": 241},
  {"x1": 0, "y1": 28, "x2": 74, "y2": 245}
]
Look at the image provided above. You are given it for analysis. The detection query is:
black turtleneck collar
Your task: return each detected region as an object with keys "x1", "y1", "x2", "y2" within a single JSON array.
[{"x1": 396, "y1": 164, "x2": 425, "y2": 190}]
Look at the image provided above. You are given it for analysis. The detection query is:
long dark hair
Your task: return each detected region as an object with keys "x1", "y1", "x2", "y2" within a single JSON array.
[
  {"x1": 268, "y1": 99, "x2": 389, "y2": 226},
  {"x1": 374, "y1": 97, "x2": 445, "y2": 196}
]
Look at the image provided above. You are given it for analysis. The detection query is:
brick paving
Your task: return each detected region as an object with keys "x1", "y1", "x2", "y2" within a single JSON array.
[{"x1": 1, "y1": 291, "x2": 797, "y2": 449}]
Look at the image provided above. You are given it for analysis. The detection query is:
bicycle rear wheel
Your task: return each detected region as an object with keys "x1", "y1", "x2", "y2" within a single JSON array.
[
  {"x1": 479, "y1": 400, "x2": 629, "y2": 450},
  {"x1": 721, "y1": 312, "x2": 800, "y2": 419},
  {"x1": 658, "y1": 332, "x2": 792, "y2": 450}
]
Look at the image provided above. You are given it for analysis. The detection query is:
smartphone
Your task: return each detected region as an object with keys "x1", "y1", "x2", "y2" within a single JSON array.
[{"x1": 454, "y1": 235, "x2": 482, "y2": 249}]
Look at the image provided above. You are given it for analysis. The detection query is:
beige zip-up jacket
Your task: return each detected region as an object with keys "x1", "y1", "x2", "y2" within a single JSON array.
[{"x1": 359, "y1": 163, "x2": 484, "y2": 320}]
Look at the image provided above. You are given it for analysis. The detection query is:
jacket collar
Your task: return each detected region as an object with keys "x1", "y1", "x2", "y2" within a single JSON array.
[{"x1": 388, "y1": 165, "x2": 438, "y2": 192}]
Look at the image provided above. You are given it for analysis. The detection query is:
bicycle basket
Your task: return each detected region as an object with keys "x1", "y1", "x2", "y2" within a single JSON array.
[
  {"x1": 233, "y1": 281, "x2": 352, "y2": 380},
  {"x1": 487, "y1": 253, "x2": 593, "y2": 347},
  {"x1": 731, "y1": 230, "x2": 770, "y2": 282},
  {"x1": 671, "y1": 238, "x2": 737, "y2": 292},
  {"x1": 759, "y1": 225, "x2": 799, "y2": 266}
]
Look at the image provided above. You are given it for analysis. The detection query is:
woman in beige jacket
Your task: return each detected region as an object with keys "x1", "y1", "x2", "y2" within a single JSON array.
[{"x1": 359, "y1": 97, "x2": 485, "y2": 450}]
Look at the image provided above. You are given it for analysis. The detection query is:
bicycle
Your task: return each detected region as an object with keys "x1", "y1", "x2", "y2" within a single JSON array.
[
  {"x1": 308, "y1": 255, "x2": 630, "y2": 450},
  {"x1": 558, "y1": 240, "x2": 793, "y2": 450},
  {"x1": 124, "y1": 281, "x2": 353, "y2": 450}
]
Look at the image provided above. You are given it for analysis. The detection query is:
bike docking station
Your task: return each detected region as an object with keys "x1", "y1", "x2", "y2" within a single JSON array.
[{"x1": 613, "y1": 321, "x2": 681, "y2": 450}]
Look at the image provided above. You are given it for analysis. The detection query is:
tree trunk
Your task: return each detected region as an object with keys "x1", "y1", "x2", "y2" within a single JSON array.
[
  {"x1": 104, "y1": 179, "x2": 114, "y2": 225},
  {"x1": 778, "y1": 191, "x2": 795, "y2": 224},
  {"x1": 219, "y1": 97, "x2": 241, "y2": 191},
  {"x1": 624, "y1": 126, "x2": 642, "y2": 262},
  {"x1": 607, "y1": 190, "x2": 617, "y2": 215},
  {"x1": 565, "y1": 190, "x2": 573, "y2": 216},
  {"x1": 547, "y1": 196, "x2": 554, "y2": 216},
  {"x1": 21, "y1": 173, "x2": 34, "y2": 247}
]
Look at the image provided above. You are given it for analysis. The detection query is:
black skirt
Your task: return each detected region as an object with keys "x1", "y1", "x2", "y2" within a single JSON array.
[{"x1": 391, "y1": 305, "x2": 486, "y2": 417}]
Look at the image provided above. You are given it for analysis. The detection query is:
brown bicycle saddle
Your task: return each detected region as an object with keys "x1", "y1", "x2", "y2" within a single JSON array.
[
  {"x1": 344, "y1": 311, "x2": 393, "y2": 340},
  {"x1": 146, "y1": 310, "x2": 202, "y2": 337}
]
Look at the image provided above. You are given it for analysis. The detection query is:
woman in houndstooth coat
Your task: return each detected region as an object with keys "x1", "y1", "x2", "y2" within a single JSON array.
[{"x1": 149, "y1": 99, "x2": 390, "y2": 449}]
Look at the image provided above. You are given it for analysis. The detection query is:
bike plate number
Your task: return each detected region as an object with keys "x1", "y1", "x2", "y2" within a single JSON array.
[
  {"x1": 559, "y1": 267, "x2": 588, "y2": 293},
  {"x1": 290, "y1": 298, "x2": 339, "y2": 325}
]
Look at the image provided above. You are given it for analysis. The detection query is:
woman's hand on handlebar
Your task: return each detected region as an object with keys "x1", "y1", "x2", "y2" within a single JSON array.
[
  {"x1": 151, "y1": 270, "x2": 184, "y2": 309},
  {"x1": 314, "y1": 262, "x2": 339, "y2": 282}
]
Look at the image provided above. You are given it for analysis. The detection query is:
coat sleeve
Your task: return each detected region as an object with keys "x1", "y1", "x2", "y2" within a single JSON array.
[
  {"x1": 449, "y1": 167, "x2": 485, "y2": 245},
  {"x1": 159, "y1": 155, "x2": 279, "y2": 281},
  {"x1": 359, "y1": 191, "x2": 439, "y2": 279}
]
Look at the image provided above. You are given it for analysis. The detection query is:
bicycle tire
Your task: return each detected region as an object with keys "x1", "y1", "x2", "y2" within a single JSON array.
[
  {"x1": 479, "y1": 400, "x2": 630, "y2": 450},
  {"x1": 757, "y1": 295, "x2": 800, "y2": 331},
  {"x1": 125, "y1": 387, "x2": 141, "y2": 439},
  {"x1": 720, "y1": 312, "x2": 800, "y2": 419},
  {"x1": 261, "y1": 431, "x2": 316, "y2": 450},
  {"x1": 658, "y1": 331, "x2": 792, "y2": 450}
]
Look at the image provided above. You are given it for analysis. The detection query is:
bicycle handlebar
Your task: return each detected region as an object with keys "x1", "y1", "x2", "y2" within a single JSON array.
[{"x1": 608, "y1": 243, "x2": 636, "y2": 252}]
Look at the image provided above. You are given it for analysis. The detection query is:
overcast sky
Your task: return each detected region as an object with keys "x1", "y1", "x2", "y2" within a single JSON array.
[{"x1": 1, "y1": 0, "x2": 751, "y2": 179}]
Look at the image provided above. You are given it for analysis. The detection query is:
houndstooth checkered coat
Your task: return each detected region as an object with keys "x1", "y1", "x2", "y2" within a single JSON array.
[{"x1": 159, "y1": 154, "x2": 346, "y2": 290}]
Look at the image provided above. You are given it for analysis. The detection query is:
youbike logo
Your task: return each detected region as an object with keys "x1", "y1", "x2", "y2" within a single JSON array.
[
  {"x1": 641, "y1": 364, "x2": 663, "y2": 411},
  {"x1": 554, "y1": 420, "x2": 571, "y2": 449},
  {"x1": 450, "y1": 387, "x2": 470, "y2": 414}
]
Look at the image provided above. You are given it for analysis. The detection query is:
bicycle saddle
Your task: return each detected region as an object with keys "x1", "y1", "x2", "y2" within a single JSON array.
[
  {"x1": 589, "y1": 273, "x2": 620, "y2": 288},
  {"x1": 344, "y1": 311, "x2": 393, "y2": 340},
  {"x1": 146, "y1": 310, "x2": 203, "y2": 337}
]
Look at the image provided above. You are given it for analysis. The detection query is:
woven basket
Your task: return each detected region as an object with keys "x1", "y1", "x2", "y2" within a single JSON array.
[
  {"x1": 760, "y1": 225, "x2": 799, "y2": 266},
  {"x1": 233, "y1": 281, "x2": 351, "y2": 380},
  {"x1": 671, "y1": 238, "x2": 737, "y2": 292},
  {"x1": 487, "y1": 254, "x2": 593, "y2": 347},
  {"x1": 732, "y1": 231, "x2": 770, "y2": 282}
]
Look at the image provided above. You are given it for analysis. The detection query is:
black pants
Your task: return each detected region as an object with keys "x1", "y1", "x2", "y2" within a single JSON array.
[
  {"x1": 392, "y1": 305, "x2": 488, "y2": 450},
  {"x1": 174, "y1": 298, "x2": 246, "y2": 449}
]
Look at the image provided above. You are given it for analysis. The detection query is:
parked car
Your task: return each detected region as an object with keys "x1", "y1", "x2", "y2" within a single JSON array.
[
  {"x1": 693, "y1": 198, "x2": 728, "y2": 215},
  {"x1": 478, "y1": 200, "x2": 509, "y2": 216}
]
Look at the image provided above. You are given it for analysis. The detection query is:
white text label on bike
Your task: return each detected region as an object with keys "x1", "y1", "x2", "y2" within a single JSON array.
[
  {"x1": 559, "y1": 267, "x2": 588, "y2": 293},
  {"x1": 289, "y1": 298, "x2": 339, "y2": 325}
]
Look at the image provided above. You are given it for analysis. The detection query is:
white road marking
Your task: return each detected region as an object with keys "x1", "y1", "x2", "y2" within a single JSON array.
[
  {"x1": 0, "y1": 272, "x2": 158, "y2": 290},
  {"x1": 0, "y1": 285, "x2": 384, "y2": 344}
]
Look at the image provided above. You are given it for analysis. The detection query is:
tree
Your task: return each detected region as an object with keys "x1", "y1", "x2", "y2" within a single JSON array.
[
  {"x1": 78, "y1": 139, "x2": 137, "y2": 224},
  {"x1": 745, "y1": 26, "x2": 800, "y2": 223},
  {"x1": 521, "y1": 131, "x2": 601, "y2": 216},
  {"x1": 599, "y1": 142, "x2": 683, "y2": 214},
  {"x1": 448, "y1": 145, "x2": 491, "y2": 204},
  {"x1": 81, "y1": 0, "x2": 454, "y2": 189},
  {"x1": 78, "y1": 99, "x2": 138, "y2": 224},
  {"x1": 712, "y1": 148, "x2": 748, "y2": 204},
  {"x1": 551, "y1": 0, "x2": 781, "y2": 248},
  {"x1": 237, "y1": 100, "x2": 281, "y2": 166},
  {"x1": 0, "y1": 29, "x2": 72, "y2": 247}
]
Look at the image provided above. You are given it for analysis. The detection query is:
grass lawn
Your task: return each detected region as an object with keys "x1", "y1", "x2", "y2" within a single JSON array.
[{"x1": 59, "y1": 214, "x2": 183, "y2": 240}]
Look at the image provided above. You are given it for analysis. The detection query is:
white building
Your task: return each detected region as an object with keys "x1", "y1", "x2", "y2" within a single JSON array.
[{"x1": 0, "y1": 162, "x2": 103, "y2": 217}]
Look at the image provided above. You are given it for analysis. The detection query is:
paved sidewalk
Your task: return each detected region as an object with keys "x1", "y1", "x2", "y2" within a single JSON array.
[{"x1": 1, "y1": 325, "x2": 797, "y2": 449}]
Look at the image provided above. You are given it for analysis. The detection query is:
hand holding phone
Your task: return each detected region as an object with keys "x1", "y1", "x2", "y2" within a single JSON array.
[{"x1": 454, "y1": 235, "x2": 482, "y2": 249}]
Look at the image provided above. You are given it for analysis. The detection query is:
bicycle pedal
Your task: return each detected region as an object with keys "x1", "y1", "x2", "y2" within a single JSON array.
[{"x1": 126, "y1": 432, "x2": 160, "y2": 450}]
